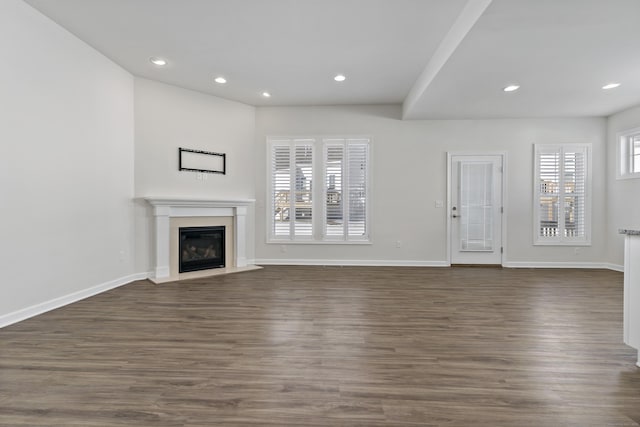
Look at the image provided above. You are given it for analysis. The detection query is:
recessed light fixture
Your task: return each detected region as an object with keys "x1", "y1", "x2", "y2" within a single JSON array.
[
  {"x1": 262, "y1": 91, "x2": 271, "y2": 98},
  {"x1": 149, "y1": 57, "x2": 167, "y2": 66},
  {"x1": 503, "y1": 85, "x2": 520, "y2": 92},
  {"x1": 602, "y1": 82, "x2": 621, "y2": 90},
  {"x1": 334, "y1": 74, "x2": 346, "y2": 82},
  {"x1": 214, "y1": 77, "x2": 227, "y2": 84}
]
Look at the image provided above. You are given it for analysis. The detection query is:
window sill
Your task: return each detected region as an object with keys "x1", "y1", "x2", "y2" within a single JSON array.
[
  {"x1": 616, "y1": 173, "x2": 640, "y2": 180},
  {"x1": 533, "y1": 241, "x2": 591, "y2": 246},
  {"x1": 267, "y1": 239, "x2": 372, "y2": 245}
]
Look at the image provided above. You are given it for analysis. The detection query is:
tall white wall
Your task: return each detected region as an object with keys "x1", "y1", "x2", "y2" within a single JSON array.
[
  {"x1": 134, "y1": 78, "x2": 256, "y2": 273},
  {"x1": 606, "y1": 105, "x2": 640, "y2": 266},
  {"x1": 0, "y1": 0, "x2": 135, "y2": 322},
  {"x1": 254, "y1": 105, "x2": 607, "y2": 266},
  {"x1": 0, "y1": 0, "x2": 626, "y2": 327}
]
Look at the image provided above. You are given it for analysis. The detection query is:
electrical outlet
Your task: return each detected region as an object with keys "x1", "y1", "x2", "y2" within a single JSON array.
[{"x1": 396, "y1": 240, "x2": 402, "y2": 248}]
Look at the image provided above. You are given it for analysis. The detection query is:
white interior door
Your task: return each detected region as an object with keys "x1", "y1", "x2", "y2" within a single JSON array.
[{"x1": 449, "y1": 154, "x2": 503, "y2": 265}]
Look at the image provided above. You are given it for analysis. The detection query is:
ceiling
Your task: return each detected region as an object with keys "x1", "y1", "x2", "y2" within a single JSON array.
[{"x1": 23, "y1": 0, "x2": 640, "y2": 119}]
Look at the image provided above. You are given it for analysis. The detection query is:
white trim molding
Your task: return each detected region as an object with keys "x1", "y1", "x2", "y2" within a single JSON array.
[
  {"x1": 255, "y1": 259, "x2": 623, "y2": 271},
  {"x1": 0, "y1": 273, "x2": 147, "y2": 328},
  {"x1": 616, "y1": 126, "x2": 640, "y2": 180},
  {"x1": 144, "y1": 197, "x2": 255, "y2": 282},
  {"x1": 255, "y1": 259, "x2": 449, "y2": 267},
  {"x1": 447, "y1": 151, "x2": 508, "y2": 266},
  {"x1": 604, "y1": 263, "x2": 625, "y2": 272},
  {"x1": 503, "y1": 261, "x2": 620, "y2": 270}
]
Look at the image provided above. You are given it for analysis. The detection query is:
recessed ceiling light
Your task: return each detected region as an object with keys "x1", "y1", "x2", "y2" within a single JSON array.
[
  {"x1": 214, "y1": 77, "x2": 227, "y2": 84},
  {"x1": 602, "y1": 82, "x2": 621, "y2": 90},
  {"x1": 262, "y1": 92, "x2": 271, "y2": 98},
  {"x1": 149, "y1": 57, "x2": 167, "y2": 66},
  {"x1": 334, "y1": 74, "x2": 346, "y2": 82},
  {"x1": 503, "y1": 85, "x2": 520, "y2": 92}
]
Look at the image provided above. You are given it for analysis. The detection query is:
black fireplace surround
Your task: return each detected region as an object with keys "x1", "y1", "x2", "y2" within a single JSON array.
[{"x1": 179, "y1": 226, "x2": 225, "y2": 273}]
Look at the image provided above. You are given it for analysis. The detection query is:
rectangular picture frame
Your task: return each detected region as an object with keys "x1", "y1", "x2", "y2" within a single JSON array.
[{"x1": 179, "y1": 147, "x2": 226, "y2": 175}]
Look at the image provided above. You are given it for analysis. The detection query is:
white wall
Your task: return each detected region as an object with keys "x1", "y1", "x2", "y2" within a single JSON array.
[
  {"x1": 254, "y1": 105, "x2": 607, "y2": 266},
  {"x1": 606, "y1": 104, "x2": 640, "y2": 267},
  {"x1": 0, "y1": 0, "x2": 136, "y2": 323},
  {"x1": 134, "y1": 78, "x2": 256, "y2": 273},
  {"x1": 0, "y1": 0, "x2": 625, "y2": 327}
]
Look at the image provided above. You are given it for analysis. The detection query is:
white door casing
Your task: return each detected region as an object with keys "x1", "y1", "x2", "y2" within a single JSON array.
[{"x1": 448, "y1": 153, "x2": 505, "y2": 265}]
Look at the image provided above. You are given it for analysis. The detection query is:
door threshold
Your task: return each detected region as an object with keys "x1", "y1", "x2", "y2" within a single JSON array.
[{"x1": 450, "y1": 264, "x2": 503, "y2": 268}]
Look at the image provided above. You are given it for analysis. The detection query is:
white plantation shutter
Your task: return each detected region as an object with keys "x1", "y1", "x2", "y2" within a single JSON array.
[
  {"x1": 269, "y1": 139, "x2": 314, "y2": 241},
  {"x1": 563, "y1": 148, "x2": 586, "y2": 238},
  {"x1": 537, "y1": 150, "x2": 560, "y2": 238},
  {"x1": 346, "y1": 141, "x2": 369, "y2": 239},
  {"x1": 534, "y1": 144, "x2": 590, "y2": 245},
  {"x1": 293, "y1": 144, "x2": 313, "y2": 237},
  {"x1": 271, "y1": 143, "x2": 291, "y2": 238},
  {"x1": 325, "y1": 143, "x2": 344, "y2": 238},
  {"x1": 323, "y1": 139, "x2": 369, "y2": 241}
]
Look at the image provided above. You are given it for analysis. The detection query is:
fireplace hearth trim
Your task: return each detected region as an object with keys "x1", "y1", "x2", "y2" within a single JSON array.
[{"x1": 145, "y1": 197, "x2": 255, "y2": 282}]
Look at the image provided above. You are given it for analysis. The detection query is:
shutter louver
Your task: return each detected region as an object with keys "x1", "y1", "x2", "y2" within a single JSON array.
[
  {"x1": 271, "y1": 144, "x2": 292, "y2": 238},
  {"x1": 347, "y1": 141, "x2": 368, "y2": 238},
  {"x1": 293, "y1": 144, "x2": 313, "y2": 238},
  {"x1": 325, "y1": 143, "x2": 344, "y2": 238},
  {"x1": 564, "y1": 149, "x2": 585, "y2": 238},
  {"x1": 538, "y1": 150, "x2": 560, "y2": 238}
]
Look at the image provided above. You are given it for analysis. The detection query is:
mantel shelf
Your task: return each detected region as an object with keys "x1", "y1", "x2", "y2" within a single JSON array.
[{"x1": 144, "y1": 197, "x2": 255, "y2": 208}]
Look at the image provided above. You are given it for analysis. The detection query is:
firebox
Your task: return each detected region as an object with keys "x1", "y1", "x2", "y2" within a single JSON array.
[{"x1": 179, "y1": 226, "x2": 225, "y2": 273}]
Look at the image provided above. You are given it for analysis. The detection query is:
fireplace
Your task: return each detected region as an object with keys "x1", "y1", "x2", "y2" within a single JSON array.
[
  {"x1": 179, "y1": 226, "x2": 225, "y2": 273},
  {"x1": 145, "y1": 197, "x2": 255, "y2": 283}
]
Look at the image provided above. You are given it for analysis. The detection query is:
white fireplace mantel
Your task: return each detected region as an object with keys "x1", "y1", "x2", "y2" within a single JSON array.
[{"x1": 145, "y1": 197, "x2": 255, "y2": 282}]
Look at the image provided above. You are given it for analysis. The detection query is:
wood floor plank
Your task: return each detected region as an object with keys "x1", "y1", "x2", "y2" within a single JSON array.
[{"x1": 1, "y1": 266, "x2": 639, "y2": 426}]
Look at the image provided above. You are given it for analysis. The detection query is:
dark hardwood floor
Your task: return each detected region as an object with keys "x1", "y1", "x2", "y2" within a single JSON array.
[{"x1": 1, "y1": 266, "x2": 639, "y2": 426}]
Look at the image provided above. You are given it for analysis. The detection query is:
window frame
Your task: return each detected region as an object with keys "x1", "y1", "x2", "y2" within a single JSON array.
[
  {"x1": 266, "y1": 136, "x2": 372, "y2": 245},
  {"x1": 617, "y1": 126, "x2": 640, "y2": 180},
  {"x1": 533, "y1": 143, "x2": 592, "y2": 246}
]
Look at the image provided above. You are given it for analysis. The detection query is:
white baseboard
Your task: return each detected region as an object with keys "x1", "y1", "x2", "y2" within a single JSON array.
[
  {"x1": 255, "y1": 258, "x2": 623, "y2": 271},
  {"x1": 254, "y1": 258, "x2": 449, "y2": 267},
  {"x1": 502, "y1": 261, "x2": 622, "y2": 270},
  {"x1": 0, "y1": 272, "x2": 149, "y2": 328},
  {"x1": 602, "y1": 263, "x2": 624, "y2": 272}
]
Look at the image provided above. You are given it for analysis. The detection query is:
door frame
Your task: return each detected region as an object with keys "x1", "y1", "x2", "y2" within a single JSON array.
[{"x1": 446, "y1": 152, "x2": 508, "y2": 266}]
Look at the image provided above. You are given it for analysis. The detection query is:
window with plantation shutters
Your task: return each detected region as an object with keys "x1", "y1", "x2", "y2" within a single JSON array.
[
  {"x1": 268, "y1": 137, "x2": 370, "y2": 243},
  {"x1": 534, "y1": 144, "x2": 591, "y2": 245}
]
